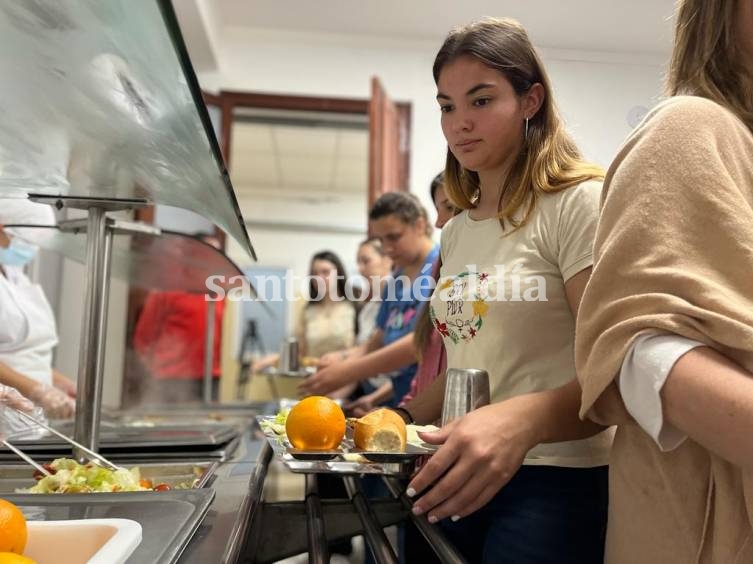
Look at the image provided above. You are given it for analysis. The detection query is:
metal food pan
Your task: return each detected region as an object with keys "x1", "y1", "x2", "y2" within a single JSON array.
[
  {"x1": 0, "y1": 436, "x2": 240, "y2": 464},
  {"x1": 7, "y1": 422, "x2": 239, "y2": 449},
  {"x1": 1, "y1": 489, "x2": 216, "y2": 564},
  {"x1": 0, "y1": 460, "x2": 218, "y2": 494},
  {"x1": 102, "y1": 411, "x2": 253, "y2": 429},
  {"x1": 110, "y1": 401, "x2": 266, "y2": 418}
]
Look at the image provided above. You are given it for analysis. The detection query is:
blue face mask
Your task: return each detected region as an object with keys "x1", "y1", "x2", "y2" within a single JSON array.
[{"x1": 0, "y1": 238, "x2": 38, "y2": 266}]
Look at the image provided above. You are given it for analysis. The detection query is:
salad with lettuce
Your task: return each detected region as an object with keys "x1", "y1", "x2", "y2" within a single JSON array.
[
  {"x1": 20, "y1": 458, "x2": 164, "y2": 494},
  {"x1": 259, "y1": 408, "x2": 290, "y2": 436}
]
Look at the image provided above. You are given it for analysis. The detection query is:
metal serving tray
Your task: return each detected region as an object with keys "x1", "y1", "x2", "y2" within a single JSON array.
[
  {"x1": 1, "y1": 489, "x2": 216, "y2": 564},
  {"x1": 102, "y1": 414, "x2": 248, "y2": 430},
  {"x1": 256, "y1": 415, "x2": 436, "y2": 476},
  {"x1": 0, "y1": 460, "x2": 218, "y2": 494},
  {"x1": 108, "y1": 403, "x2": 263, "y2": 423},
  {"x1": 260, "y1": 366, "x2": 317, "y2": 379},
  {"x1": 5, "y1": 421, "x2": 239, "y2": 449},
  {"x1": 0, "y1": 437, "x2": 240, "y2": 464}
]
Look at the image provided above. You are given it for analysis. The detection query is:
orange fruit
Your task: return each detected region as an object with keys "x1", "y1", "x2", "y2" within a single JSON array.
[
  {"x1": 0, "y1": 553, "x2": 35, "y2": 564},
  {"x1": 0, "y1": 500, "x2": 27, "y2": 555},
  {"x1": 285, "y1": 396, "x2": 346, "y2": 450}
]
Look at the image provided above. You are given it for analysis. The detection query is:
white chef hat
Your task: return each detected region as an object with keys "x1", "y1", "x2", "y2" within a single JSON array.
[
  {"x1": 0, "y1": 198, "x2": 56, "y2": 227},
  {"x1": 0, "y1": 198, "x2": 57, "y2": 244}
]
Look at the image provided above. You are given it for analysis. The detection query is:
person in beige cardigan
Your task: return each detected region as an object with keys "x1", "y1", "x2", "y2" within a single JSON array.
[{"x1": 575, "y1": 1, "x2": 753, "y2": 562}]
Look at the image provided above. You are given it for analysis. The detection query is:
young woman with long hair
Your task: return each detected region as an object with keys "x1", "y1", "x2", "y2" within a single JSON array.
[{"x1": 403, "y1": 18, "x2": 611, "y2": 563}]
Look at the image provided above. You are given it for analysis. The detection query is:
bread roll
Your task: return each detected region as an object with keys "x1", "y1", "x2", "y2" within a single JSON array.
[
  {"x1": 353, "y1": 408, "x2": 407, "y2": 452},
  {"x1": 301, "y1": 356, "x2": 319, "y2": 368}
]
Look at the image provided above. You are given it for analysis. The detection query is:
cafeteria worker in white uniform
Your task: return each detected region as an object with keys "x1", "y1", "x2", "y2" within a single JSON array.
[{"x1": 0, "y1": 199, "x2": 76, "y2": 419}]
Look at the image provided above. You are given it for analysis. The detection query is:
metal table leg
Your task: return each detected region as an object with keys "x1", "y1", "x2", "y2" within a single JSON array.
[
  {"x1": 305, "y1": 474, "x2": 329, "y2": 564},
  {"x1": 383, "y1": 476, "x2": 467, "y2": 564},
  {"x1": 343, "y1": 476, "x2": 398, "y2": 564}
]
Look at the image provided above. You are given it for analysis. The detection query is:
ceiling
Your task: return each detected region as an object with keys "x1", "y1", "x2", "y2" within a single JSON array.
[
  {"x1": 230, "y1": 119, "x2": 368, "y2": 202},
  {"x1": 212, "y1": 0, "x2": 676, "y2": 55}
]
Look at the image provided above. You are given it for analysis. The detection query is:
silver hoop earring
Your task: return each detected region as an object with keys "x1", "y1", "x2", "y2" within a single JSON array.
[{"x1": 525, "y1": 117, "x2": 529, "y2": 141}]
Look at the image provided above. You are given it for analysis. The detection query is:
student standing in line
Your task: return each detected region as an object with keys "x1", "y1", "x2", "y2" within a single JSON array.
[
  {"x1": 343, "y1": 173, "x2": 456, "y2": 416},
  {"x1": 251, "y1": 250, "x2": 357, "y2": 377},
  {"x1": 341, "y1": 237, "x2": 395, "y2": 411},
  {"x1": 300, "y1": 192, "x2": 439, "y2": 406},
  {"x1": 402, "y1": 18, "x2": 612, "y2": 564},
  {"x1": 575, "y1": 1, "x2": 753, "y2": 562}
]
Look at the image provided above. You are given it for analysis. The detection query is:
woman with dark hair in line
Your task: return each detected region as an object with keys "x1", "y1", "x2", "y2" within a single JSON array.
[
  {"x1": 342, "y1": 173, "x2": 458, "y2": 416},
  {"x1": 253, "y1": 250, "x2": 356, "y2": 378},
  {"x1": 298, "y1": 250, "x2": 356, "y2": 360},
  {"x1": 342, "y1": 237, "x2": 395, "y2": 413}
]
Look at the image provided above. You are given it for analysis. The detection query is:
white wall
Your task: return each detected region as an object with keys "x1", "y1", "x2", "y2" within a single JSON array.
[
  {"x1": 232, "y1": 190, "x2": 367, "y2": 277},
  {"x1": 154, "y1": 205, "x2": 215, "y2": 234},
  {"x1": 228, "y1": 228, "x2": 365, "y2": 290},
  {"x1": 542, "y1": 52, "x2": 665, "y2": 166},
  {"x1": 201, "y1": 28, "x2": 666, "y2": 216},
  {"x1": 229, "y1": 226, "x2": 365, "y2": 281}
]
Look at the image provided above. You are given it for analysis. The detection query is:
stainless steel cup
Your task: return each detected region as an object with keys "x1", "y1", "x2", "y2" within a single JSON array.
[
  {"x1": 279, "y1": 337, "x2": 299, "y2": 373},
  {"x1": 441, "y1": 368, "x2": 490, "y2": 426}
]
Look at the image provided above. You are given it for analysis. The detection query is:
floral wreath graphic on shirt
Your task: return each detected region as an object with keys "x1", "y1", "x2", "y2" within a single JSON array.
[{"x1": 430, "y1": 270, "x2": 490, "y2": 344}]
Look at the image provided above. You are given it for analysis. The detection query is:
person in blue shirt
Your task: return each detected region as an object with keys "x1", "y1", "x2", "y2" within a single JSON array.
[{"x1": 300, "y1": 191, "x2": 439, "y2": 406}]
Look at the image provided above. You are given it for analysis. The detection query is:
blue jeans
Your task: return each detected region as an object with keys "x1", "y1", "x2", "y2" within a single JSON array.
[{"x1": 439, "y1": 465, "x2": 608, "y2": 564}]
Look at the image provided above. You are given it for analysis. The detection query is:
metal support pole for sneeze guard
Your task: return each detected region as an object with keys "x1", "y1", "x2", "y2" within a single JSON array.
[
  {"x1": 73, "y1": 206, "x2": 114, "y2": 459},
  {"x1": 30, "y1": 195, "x2": 149, "y2": 459},
  {"x1": 202, "y1": 300, "x2": 216, "y2": 404}
]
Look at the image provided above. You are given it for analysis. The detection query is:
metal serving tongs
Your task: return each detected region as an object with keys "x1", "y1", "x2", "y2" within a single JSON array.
[
  {"x1": 9, "y1": 407, "x2": 125, "y2": 472},
  {"x1": 1, "y1": 438, "x2": 52, "y2": 477}
]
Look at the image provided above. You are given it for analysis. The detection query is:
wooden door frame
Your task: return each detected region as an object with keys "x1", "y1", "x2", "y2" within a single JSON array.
[
  {"x1": 213, "y1": 90, "x2": 411, "y2": 203},
  {"x1": 135, "y1": 91, "x2": 410, "y2": 222}
]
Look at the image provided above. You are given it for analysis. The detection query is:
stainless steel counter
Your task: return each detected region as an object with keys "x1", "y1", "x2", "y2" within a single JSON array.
[
  {"x1": 173, "y1": 415, "x2": 395, "y2": 564},
  {"x1": 0, "y1": 408, "x2": 265, "y2": 564},
  {"x1": 10, "y1": 417, "x2": 268, "y2": 563},
  {"x1": 5, "y1": 489, "x2": 216, "y2": 564},
  {"x1": 177, "y1": 413, "x2": 465, "y2": 564},
  {"x1": 177, "y1": 426, "x2": 266, "y2": 564},
  {"x1": 1, "y1": 407, "x2": 463, "y2": 563}
]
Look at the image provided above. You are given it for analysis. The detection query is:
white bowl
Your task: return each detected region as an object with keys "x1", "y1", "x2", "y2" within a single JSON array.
[{"x1": 24, "y1": 518, "x2": 142, "y2": 564}]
